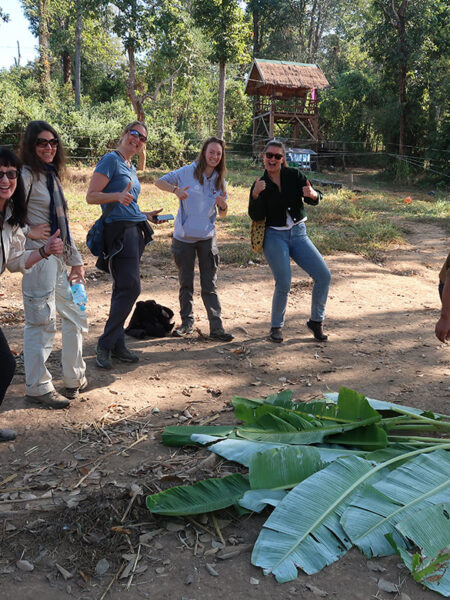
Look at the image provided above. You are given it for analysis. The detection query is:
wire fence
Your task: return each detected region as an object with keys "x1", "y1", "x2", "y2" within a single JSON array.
[{"x1": 1, "y1": 130, "x2": 448, "y2": 177}]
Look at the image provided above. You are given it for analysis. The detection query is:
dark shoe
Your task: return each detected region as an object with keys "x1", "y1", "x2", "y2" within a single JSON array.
[
  {"x1": 25, "y1": 390, "x2": 70, "y2": 409},
  {"x1": 111, "y1": 346, "x2": 139, "y2": 363},
  {"x1": 306, "y1": 319, "x2": 328, "y2": 342},
  {"x1": 64, "y1": 378, "x2": 88, "y2": 400},
  {"x1": 96, "y1": 345, "x2": 112, "y2": 370},
  {"x1": 269, "y1": 327, "x2": 283, "y2": 343},
  {"x1": 173, "y1": 323, "x2": 194, "y2": 337},
  {"x1": 0, "y1": 428, "x2": 17, "y2": 442},
  {"x1": 210, "y1": 329, "x2": 234, "y2": 342}
]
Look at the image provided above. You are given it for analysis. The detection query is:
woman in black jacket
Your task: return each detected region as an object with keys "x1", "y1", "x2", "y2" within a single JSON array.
[{"x1": 249, "y1": 140, "x2": 331, "y2": 343}]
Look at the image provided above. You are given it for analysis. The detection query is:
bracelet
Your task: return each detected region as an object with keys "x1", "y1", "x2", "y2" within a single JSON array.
[
  {"x1": 39, "y1": 245, "x2": 49, "y2": 260},
  {"x1": 173, "y1": 185, "x2": 178, "y2": 193}
]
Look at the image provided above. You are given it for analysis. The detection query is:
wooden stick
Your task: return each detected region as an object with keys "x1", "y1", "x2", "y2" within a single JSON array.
[
  {"x1": 121, "y1": 490, "x2": 140, "y2": 523},
  {"x1": 99, "y1": 562, "x2": 126, "y2": 600},
  {"x1": 211, "y1": 513, "x2": 225, "y2": 545},
  {"x1": 126, "y1": 544, "x2": 141, "y2": 590}
]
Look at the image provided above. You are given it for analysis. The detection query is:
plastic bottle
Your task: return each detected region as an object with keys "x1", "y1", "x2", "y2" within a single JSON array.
[{"x1": 71, "y1": 282, "x2": 87, "y2": 312}]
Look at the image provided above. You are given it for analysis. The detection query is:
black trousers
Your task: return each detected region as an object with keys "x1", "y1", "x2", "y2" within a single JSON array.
[
  {"x1": 0, "y1": 327, "x2": 16, "y2": 406},
  {"x1": 99, "y1": 224, "x2": 145, "y2": 350}
]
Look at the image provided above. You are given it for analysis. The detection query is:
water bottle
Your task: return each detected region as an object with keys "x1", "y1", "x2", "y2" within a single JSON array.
[{"x1": 71, "y1": 282, "x2": 87, "y2": 312}]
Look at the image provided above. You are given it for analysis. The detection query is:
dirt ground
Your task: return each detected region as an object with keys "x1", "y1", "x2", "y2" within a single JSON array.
[{"x1": 0, "y1": 218, "x2": 448, "y2": 600}]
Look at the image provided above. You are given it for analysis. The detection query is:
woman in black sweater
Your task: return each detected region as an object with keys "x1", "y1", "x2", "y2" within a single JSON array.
[{"x1": 249, "y1": 140, "x2": 331, "y2": 343}]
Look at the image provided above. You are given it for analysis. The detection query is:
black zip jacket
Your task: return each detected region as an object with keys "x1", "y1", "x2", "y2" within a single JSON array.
[{"x1": 248, "y1": 166, "x2": 322, "y2": 226}]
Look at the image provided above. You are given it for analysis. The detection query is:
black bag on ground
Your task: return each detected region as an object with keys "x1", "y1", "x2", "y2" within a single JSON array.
[{"x1": 125, "y1": 300, "x2": 175, "y2": 338}]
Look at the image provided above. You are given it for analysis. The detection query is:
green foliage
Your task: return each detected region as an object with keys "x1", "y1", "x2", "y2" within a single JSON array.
[{"x1": 192, "y1": 0, "x2": 251, "y2": 65}]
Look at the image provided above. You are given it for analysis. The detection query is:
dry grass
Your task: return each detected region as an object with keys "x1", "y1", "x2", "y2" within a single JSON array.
[{"x1": 64, "y1": 161, "x2": 449, "y2": 265}]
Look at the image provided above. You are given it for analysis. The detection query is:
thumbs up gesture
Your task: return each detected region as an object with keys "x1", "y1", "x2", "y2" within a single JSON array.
[
  {"x1": 44, "y1": 229, "x2": 64, "y2": 256},
  {"x1": 302, "y1": 179, "x2": 318, "y2": 201},
  {"x1": 118, "y1": 180, "x2": 134, "y2": 206},
  {"x1": 175, "y1": 185, "x2": 190, "y2": 201}
]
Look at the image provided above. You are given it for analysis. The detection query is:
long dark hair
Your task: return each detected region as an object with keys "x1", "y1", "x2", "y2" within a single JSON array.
[
  {"x1": 20, "y1": 120, "x2": 66, "y2": 176},
  {"x1": 193, "y1": 137, "x2": 226, "y2": 193},
  {"x1": 0, "y1": 147, "x2": 26, "y2": 227},
  {"x1": 263, "y1": 140, "x2": 288, "y2": 167}
]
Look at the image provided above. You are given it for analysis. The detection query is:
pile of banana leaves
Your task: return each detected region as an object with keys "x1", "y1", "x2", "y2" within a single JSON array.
[{"x1": 146, "y1": 387, "x2": 450, "y2": 596}]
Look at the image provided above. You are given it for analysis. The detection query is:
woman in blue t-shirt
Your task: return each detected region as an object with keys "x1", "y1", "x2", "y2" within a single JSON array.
[
  {"x1": 155, "y1": 137, "x2": 233, "y2": 341},
  {"x1": 86, "y1": 121, "x2": 161, "y2": 370}
]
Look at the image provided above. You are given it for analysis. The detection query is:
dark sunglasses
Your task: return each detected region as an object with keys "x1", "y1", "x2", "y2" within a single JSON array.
[
  {"x1": 36, "y1": 137, "x2": 58, "y2": 148},
  {"x1": 265, "y1": 152, "x2": 283, "y2": 160},
  {"x1": 129, "y1": 129, "x2": 147, "y2": 143},
  {"x1": 0, "y1": 169, "x2": 18, "y2": 180}
]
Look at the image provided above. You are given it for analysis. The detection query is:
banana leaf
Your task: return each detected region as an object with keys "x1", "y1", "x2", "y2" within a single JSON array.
[
  {"x1": 327, "y1": 423, "x2": 388, "y2": 450},
  {"x1": 340, "y1": 450, "x2": 450, "y2": 558},
  {"x1": 146, "y1": 473, "x2": 250, "y2": 516},
  {"x1": 389, "y1": 503, "x2": 450, "y2": 596},
  {"x1": 191, "y1": 436, "x2": 365, "y2": 467},
  {"x1": 239, "y1": 489, "x2": 287, "y2": 512},
  {"x1": 251, "y1": 455, "x2": 375, "y2": 581},
  {"x1": 294, "y1": 387, "x2": 381, "y2": 423},
  {"x1": 161, "y1": 425, "x2": 234, "y2": 446},
  {"x1": 237, "y1": 413, "x2": 381, "y2": 445},
  {"x1": 249, "y1": 446, "x2": 325, "y2": 490}
]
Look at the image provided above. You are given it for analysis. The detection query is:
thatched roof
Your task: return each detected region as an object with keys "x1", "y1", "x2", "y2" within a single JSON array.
[{"x1": 245, "y1": 59, "x2": 329, "y2": 97}]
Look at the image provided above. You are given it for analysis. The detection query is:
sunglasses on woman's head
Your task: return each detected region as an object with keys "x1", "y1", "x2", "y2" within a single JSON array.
[
  {"x1": 36, "y1": 138, "x2": 58, "y2": 148},
  {"x1": 0, "y1": 169, "x2": 18, "y2": 180},
  {"x1": 129, "y1": 129, "x2": 147, "y2": 143},
  {"x1": 265, "y1": 152, "x2": 283, "y2": 160}
]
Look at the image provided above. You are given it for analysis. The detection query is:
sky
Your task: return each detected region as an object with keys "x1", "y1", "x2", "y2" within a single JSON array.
[{"x1": 0, "y1": 0, "x2": 38, "y2": 69}]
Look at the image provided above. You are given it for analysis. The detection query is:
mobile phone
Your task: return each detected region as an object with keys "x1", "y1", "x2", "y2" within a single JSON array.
[{"x1": 156, "y1": 214, "x2": 174, "y2": 222}]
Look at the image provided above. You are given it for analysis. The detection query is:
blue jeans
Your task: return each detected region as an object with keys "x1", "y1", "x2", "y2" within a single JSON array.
[{"x1": 263, "y1": 223, "x2": 331, "y2": 327}]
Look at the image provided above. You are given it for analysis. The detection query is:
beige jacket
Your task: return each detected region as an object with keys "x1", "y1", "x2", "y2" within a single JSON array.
[{"x1": 0, "y1": 205, "x2": 33, "y2": 279}]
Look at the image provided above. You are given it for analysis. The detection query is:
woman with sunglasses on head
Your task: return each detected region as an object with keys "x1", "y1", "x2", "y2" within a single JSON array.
[
  {"x1": 0, "y1": 147, "x2": 64, "y2": 438},
  {"x1": 86, "y1": 121, "x2": 162, "y2": 370},
  {"x1": 249, "y1": 140, "x2": 331, "y2": 343},
  {"x1": 20, "y1": 121, "x2": 87, "y2": 408},
  {"x1": 155, "y1": 137, "x2": 233, "y2": 341}
]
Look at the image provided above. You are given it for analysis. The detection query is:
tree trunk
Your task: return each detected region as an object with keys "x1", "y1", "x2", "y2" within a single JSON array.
[
  {"x1": 75, "y1": 8, "x2": 82, "y2": 108},
  {"x1": 252, "y1": 8, "x2": 260, "y2": 57},
  {"x1": 217, "y1": 59, "x2": 226, "y2": 139},
  {"x1": 62, "y1": 50, "x2": 72, "y2": 89},
  {"x1": 397, "y1": 8, "x2": 407, "y2": 156},
  {"x1": 126, "y1": 46, "x2": 146, "y2": 170},
  {"x1": 38, "y1": 0, "x2": 51, "y2": 92}
]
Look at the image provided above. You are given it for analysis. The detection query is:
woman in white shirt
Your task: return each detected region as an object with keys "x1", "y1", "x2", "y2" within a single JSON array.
[{"x1": 0, "y1": 147, "x2": 63, "y2": 441}]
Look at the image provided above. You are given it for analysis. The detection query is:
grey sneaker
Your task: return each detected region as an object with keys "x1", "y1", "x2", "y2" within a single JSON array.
[
  {"x1": 111, "y1": 346, "x2": 139, "y2": 363},
  {"x1": 0, "y1": 428, "x2": 17, "y2": 442},
  {"x1": 210, "y1": 329, "x2": 234, "y2": 342},
  {"x1": 269, "y1": 327, "x2": 283, "y2": 343},
  {"x1": 25, "y1": 390, "x2": 70, "y2": 409},
  {"x1": 173, "y1": 323, "x2": 194, "y2": 337},
  {"x1": 96, "y1": 345, "x2": 112, "y2": 370},
  {"x1": 64, "y1": 378, "x2": 88, "y2": 400}
]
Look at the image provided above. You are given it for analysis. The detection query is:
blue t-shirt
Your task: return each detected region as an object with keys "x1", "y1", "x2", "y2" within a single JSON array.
[
  {"x1": 160, "y1": 162, "x2": 227, "y2": 242},
  {"x1": 95, "y1": 151, "x2": 147, "y2": 223}
]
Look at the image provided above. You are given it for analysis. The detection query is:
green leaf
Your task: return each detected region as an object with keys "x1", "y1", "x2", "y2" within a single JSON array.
[
  {"x1": 146, "y1": 473, "x2": 250, "y2": 516},
  {"x1": 341, "y1": 450, "x2": 450, "y2": 558},
  {"x1": 161, "y1": 425, "x2": 234, "y2": 446},
  {"x1": 237, "y1": 414, "x2": 380, "y2": 445},
  {"x1": 251, "y1": 455, "x2": 374, "y2": 581},
  {"x1": 249, "y1": 446, "x2": 325, "y2": 490},
  {"x1": 192, "y1": 437, "x2": 364, "y2": 467},
  {"x1": 327, "y1": 423, "x2": 388, "y2": 450},
  {"x1": 239, "y1": 489, "x2": 287, "y2": 513},
  {"x1": 298, "y1": 387, "x2": 381, "y2": 424},
  {"x1": 265, "y1": 390, "x2": 294, "y2": 407},
  {"x1": 392, "y1": 503, "x2": 450, "y2": 596},
  {"x1": 232, "y1": 396, "x2": 264, "y2": 424}
]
